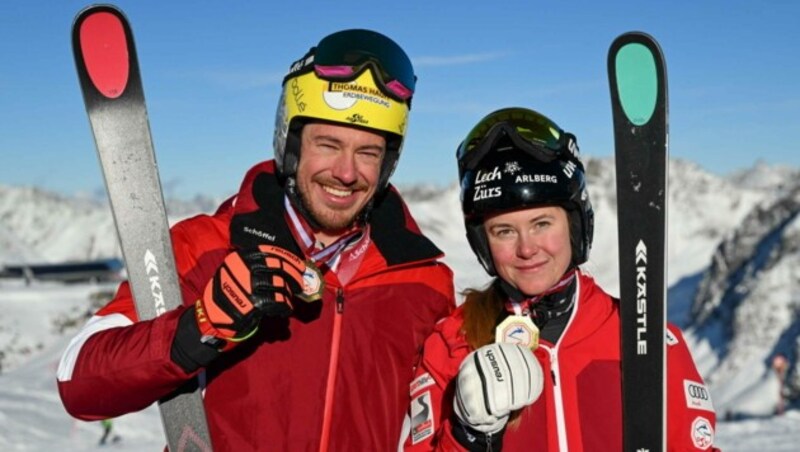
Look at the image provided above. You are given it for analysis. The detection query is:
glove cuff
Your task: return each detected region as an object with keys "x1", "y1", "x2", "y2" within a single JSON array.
[
  {"x1": 451, "y1": 415, "x2": 505, "y2": 452},
  {"x1": 171, "y1": 307, "x2": 222, "y2": 373}
]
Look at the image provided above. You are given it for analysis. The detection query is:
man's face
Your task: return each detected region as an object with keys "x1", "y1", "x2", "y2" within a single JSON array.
[{"x1": 295, "y1": 122, "x2": 386, "y2": 235}]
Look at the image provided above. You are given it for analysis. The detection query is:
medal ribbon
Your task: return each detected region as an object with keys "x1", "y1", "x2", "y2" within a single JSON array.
[{"x1": 284, "y1": 196, "x2": 370, "y2": 283}]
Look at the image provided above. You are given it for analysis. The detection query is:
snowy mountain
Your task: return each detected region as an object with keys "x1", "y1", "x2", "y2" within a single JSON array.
[
  {"x1": 0, "y1": 157, "x2": 799, "y2": 448},
  {"x1": 0, "y1": 185, "x2": 116, "y2": 264},
  {"x1": 688, "y1": 182, "x2": 800, "y2": 417},
  {"x1": 0, "y1": 184, "x2": 223, "y2": 266}
]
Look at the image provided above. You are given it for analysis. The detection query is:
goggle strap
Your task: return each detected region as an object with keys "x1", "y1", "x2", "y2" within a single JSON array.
[{"x1": 283, "y1": 48, "x2": 316, "y2": 84}]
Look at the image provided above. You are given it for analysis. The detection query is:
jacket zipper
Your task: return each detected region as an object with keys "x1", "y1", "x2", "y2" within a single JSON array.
[
  {"x1": 319, "y1": 288, "x2": 345, "y2": 452},
  {"x1": 316, "y1": 259, "x2": 443, "y2": 450},
  {"x1": 547, "y1": 276, "x2": 581, "y2": 452},
  {"x1": 548, "y1": 346, "x2": 569, "y2": 452}
]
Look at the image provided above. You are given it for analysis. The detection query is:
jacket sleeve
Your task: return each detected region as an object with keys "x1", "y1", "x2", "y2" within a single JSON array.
[
  {"x1": 56, "y1": 282, "x2": 198, "y2": 420},
  {"x1": 666, "y1": 324, "x2": 721, "y2": 452},
  {"x1": 56, "y1": 215, "x2": 225, "y2": 421},
  {"x1": 403, "y1": 320, "x2": 472, "y2": 452}
]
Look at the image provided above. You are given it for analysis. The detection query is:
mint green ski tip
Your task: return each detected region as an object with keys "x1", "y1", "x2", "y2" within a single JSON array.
[{"x1": 615, "y1": 43, "x2": 658, "y2": 126}]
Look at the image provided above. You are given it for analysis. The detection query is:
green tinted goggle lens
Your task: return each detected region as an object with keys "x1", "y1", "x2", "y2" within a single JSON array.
[
  {"x1": 456, "y1": 108, "x2": 569, "y2": 177},
  {"x1": 461, "y1": 108, "x2": 561, "y2": 156}
]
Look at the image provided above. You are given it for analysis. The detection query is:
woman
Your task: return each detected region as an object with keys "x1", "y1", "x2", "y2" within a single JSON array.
[{"x1": 405, "y1": 108, "x2": 719, "y2": 451}]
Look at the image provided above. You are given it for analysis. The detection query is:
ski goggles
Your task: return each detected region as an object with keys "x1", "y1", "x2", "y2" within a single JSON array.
[
  {"x1": 291, "y1": 29, "x2": 416, "y2": 103},
  {"x1": 457, "y1": 108, "x2": 580, "y2": 177}
]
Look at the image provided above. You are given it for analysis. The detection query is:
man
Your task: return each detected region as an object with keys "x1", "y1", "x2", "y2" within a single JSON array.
[{"x1": 57, "y1": 29, "x2": 455, "y2": 450}]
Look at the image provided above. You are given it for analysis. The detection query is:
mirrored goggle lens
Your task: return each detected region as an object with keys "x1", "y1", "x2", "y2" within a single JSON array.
[
  {"x1": 315, "y1": 63, "x2": 413, "y2": 101},
  {"x1": 314, "y1": 29, "x2": 416, "y2": 94}
]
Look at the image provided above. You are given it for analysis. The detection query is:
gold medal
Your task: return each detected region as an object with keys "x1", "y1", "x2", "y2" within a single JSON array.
[
  {"x1": 495, "y1": 315, "x2": 539, "y2": 350},
  {"x1": 297, "y1": 260, "x2": 324, "y2": 303}
]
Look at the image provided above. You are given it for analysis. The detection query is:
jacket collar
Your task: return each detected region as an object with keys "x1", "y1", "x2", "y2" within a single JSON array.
[{"x1": 554, "y1": 271, "x2": 618, "y2": 347}]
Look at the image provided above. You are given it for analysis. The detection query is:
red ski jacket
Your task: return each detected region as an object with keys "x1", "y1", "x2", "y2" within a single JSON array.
[
  {"x1": 57, "y1": 160, "x2": 455, "y2": 451},
  {"x1": 405, "y1": 272, "x2": 719, "y2": 452}
]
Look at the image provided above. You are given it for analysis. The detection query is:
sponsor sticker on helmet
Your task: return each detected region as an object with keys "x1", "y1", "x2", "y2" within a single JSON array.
[
  {"x1": 324, "y1": 81, "x2": 391, "y2": 110},
  {"x1": 504, "y1": 161, "x2": 522, "y2": 175},
  {"x1": 563, "y1": 159, "x2": 578, "y2": 178},
  {"x1": 691, "y1": 416, "x2": 714, "y2": 450},
  {"x1": 473, "y1": 186, "x2": 502, "y2": 201},
  {"x1": 514, "y1": 174, "x2": 558, "y2": 184},
  {"x1": 684, "y1": 380, "x2": 715, "y2": 413},
  {"x1": 290, "y1": 78, "x2": 307, "y2": 112},
  {"x1": 410, "y1": 391, "x2": 434, "y2": 444},
  {"x1": 474, "y1": 166, "x2": 502, "y2": 184},
  {"x1": 566, "y1": 135, "x2": 580, "y2": 158}
]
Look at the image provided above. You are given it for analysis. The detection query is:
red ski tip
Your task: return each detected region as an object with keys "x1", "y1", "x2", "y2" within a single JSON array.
[{"x1": 79, "y1": 12, "x2": 129, "y2": 99}]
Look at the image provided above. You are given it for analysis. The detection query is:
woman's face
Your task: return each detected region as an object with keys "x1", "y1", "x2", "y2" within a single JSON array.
[{"x1": 484, "y1": 205, "x2": 572, "y2": 296}]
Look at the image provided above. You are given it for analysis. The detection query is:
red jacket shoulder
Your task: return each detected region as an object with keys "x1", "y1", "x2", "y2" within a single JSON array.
[{"x1": 170, "y1": 203, "x2": 233, "y2": 304}]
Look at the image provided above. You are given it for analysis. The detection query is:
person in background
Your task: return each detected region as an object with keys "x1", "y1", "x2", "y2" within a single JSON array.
[
  {"x1": 405, "y1": 107, "x2": 719, "y2": 451},
  {"x1": 98, "y1": 418, "x2": 118, "y2": 445},
  {"x1": 58, "y1": 29, "x2": 454, "y2": 450}
]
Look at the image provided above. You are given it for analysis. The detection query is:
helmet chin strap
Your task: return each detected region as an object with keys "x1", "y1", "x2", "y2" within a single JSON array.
[
  {"x1": 496, "y1": 277, "x2": 526, "y2": 303},
  {"x1": 285, "y1": 177, "x2": 323, "y2": 230}
]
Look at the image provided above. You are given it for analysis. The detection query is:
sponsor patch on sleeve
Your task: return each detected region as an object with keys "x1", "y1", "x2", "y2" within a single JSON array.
[
  {"x1": 410, "y1": 372, "x2": 435, "y2": 395},
  {"x1": 410, "y1": 391, "x2": 434, "y2": 444},
  {"x1": 691, "y1": 416, "x2": 714, "y2": 450},
  {"x1": 684, "y1": 379, "x2": 715, "y2": 413},
  {"x1": 666, "y1": 329, "x2": 679, "y2": 346}
]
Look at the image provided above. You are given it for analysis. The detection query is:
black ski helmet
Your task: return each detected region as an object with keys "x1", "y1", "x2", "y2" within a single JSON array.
[
  {"x1": 457, "y1": 107, "x2": 594, "y2": 276},
  {"x1": 273, "y1": 29, "x2": 415, "y2": 193}
]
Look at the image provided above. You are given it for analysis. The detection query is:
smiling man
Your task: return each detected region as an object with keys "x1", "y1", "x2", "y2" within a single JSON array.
[{"x1": 58, "y1": 29, "x2": 455, "y2": 451}]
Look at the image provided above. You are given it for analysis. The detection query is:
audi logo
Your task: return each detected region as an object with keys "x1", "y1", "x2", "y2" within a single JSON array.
[{"x1": 688, "y1": 384, "x2": 709, "y2": 400}]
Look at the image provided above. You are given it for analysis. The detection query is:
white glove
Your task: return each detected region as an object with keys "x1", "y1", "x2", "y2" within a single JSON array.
[{"x1": 453, "y1": 343, "x2": 544, "y2": 434}]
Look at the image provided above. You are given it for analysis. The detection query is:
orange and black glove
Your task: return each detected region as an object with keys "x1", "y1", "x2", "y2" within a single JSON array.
[{"x1": 171, "y1": 245, "x2": 322, "y2": 372}]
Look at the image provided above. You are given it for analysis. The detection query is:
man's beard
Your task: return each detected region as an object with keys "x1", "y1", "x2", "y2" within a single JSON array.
[{"x1": 294, "y1": 177, "x2": 370, "y2": 232}]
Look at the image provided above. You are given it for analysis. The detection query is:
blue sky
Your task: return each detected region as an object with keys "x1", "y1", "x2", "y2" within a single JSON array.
[{"x1": 1, "y1": 0, "x2": 798, "y2": 199}]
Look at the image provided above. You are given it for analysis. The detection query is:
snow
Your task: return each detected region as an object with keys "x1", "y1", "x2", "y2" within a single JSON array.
[
  {"x1": 716, "y1": 410, "x2": 800, "y2": 451},
  {"x1": 0, "y1": 281, "x2": 165, "y2": 450},
  {"x1": 0, "y1": 280, "x2": 795, "y2": 450}
]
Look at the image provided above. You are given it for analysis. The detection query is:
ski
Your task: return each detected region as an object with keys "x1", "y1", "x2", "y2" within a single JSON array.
[
  {"x1": 608, "y1": 32, "x2": 668, "y2": 452},
  {"x1": 72, "y1": 5, "x2": 213, "y2": 451}
]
